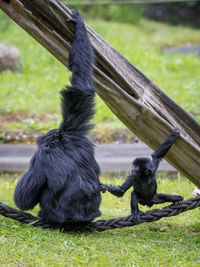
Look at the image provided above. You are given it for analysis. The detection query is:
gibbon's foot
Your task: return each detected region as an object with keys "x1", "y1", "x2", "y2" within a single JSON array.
[
  {"x1": 67, "y1": 9, "x2": 79, "y2": 24},
  {"x1": 173, "y1": 196, "x2": 184, "y2": 206},
  {"x1": 131, "y1": 212, "x2": 141, "y2": 225},
  {"x1": 139, "y1": 211, "x2": 145, "y2": 216}
]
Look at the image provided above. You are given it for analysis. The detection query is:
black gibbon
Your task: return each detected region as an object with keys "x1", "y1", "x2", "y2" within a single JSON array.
[
  {"x1": 14, "y1": 10, "x2": 101, "y2": 224},
  {"x1": 101, "y1": 128, "x2": 183, "y2": 223}
]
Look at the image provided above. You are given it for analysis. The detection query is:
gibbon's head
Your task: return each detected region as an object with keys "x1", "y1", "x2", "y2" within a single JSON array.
[{"x1": 131, "y1": 157, "x2": 154, "y2": 179}]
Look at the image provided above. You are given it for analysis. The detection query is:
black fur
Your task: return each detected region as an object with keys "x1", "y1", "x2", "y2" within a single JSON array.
[
  {"x1": 14, "y1": 10, "x2": 101, "y2": 224},
  {"x1": 101, "y1": 128, "x2": 183, "y2": 224}
]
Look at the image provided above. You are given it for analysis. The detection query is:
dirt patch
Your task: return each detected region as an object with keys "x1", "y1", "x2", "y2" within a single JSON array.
[
  {"x1": 0, "y1": 110, "x2": 138, "y2": 144},
  {"x1": 0, "y1": 110, "x2": 25, "y2": 128},
  {"x1": 0, "y1": 131, "x2": 42, "y2": 144},
  {"x1": 0, "y1": 128, "x2": 138, "y2": 144},
  {"x1": 0, "y1": 110, "x2": 58, "y2": 129},
  {"x1": 91, "y1": 128, "x2": 137, "y2": 144},
  {"x1": 0, "y1": 110, "x2": 55, "y2": 143}
]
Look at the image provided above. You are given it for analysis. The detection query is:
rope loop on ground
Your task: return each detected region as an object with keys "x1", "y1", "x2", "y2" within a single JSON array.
[{"x1": 0, "y1": 196, "x2": 199, "y2": 232}]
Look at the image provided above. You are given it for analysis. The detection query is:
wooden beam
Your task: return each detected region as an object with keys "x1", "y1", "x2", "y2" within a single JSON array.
[{"x1": 0, "y1": 0, "x2": 200, "y2": 186}]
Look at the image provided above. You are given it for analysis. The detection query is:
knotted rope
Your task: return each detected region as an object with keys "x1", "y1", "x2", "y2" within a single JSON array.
[{"x1": 0, "y1": 196, "x2": 199, "y2": 232}]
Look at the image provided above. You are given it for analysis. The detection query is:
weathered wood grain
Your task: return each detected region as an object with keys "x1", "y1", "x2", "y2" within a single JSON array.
[{"x1": 0, "y1": 0, "x2": 200, "y2": 186}]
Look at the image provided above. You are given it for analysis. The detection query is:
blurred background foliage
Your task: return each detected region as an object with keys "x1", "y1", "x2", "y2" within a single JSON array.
[
  {"x1": 62, "y1": 0, "x2": 200, "y2": 26},
  {"x1": 63, "y1": 0, "x2": 146, "y2": 24}
]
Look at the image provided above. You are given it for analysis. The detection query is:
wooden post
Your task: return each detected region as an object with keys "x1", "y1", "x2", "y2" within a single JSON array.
[{"x1": 0, "y1": 0, "x2": 200, "y2": 186}]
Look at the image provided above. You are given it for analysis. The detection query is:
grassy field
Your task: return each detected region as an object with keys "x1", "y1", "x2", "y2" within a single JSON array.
[
  {"x1": 0, "y1": 13, "x2": 200, "y2": 134},
  {"x1": 0, "y1": 174, "x2": 199, "y2": 266}
]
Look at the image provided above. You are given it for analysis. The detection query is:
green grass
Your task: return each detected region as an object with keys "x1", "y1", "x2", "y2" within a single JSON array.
[
  {"x1": 0, "y1": 174, "x2": 199, "y2": 266},
  {"x1": 88, "y1": 19, "x2": 200, "y2": 116},
  {"x1": 0, "y1": 13, "x2": 200, "y2": 133}
]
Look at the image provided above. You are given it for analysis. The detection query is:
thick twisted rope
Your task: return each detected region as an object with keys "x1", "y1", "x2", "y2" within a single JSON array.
[{"x1": 0, "y1": 196, "x2": 199, "y2": 232}]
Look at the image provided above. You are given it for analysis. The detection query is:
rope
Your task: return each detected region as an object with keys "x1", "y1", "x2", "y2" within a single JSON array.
[{"x1": 0, "y1": 196, "x2": 199, "y2": 232}]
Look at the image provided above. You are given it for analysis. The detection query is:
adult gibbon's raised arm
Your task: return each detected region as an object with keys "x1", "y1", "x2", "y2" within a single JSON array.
[{"x1": 14, "y1": 10, "x2": 101, "y2": 224}]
